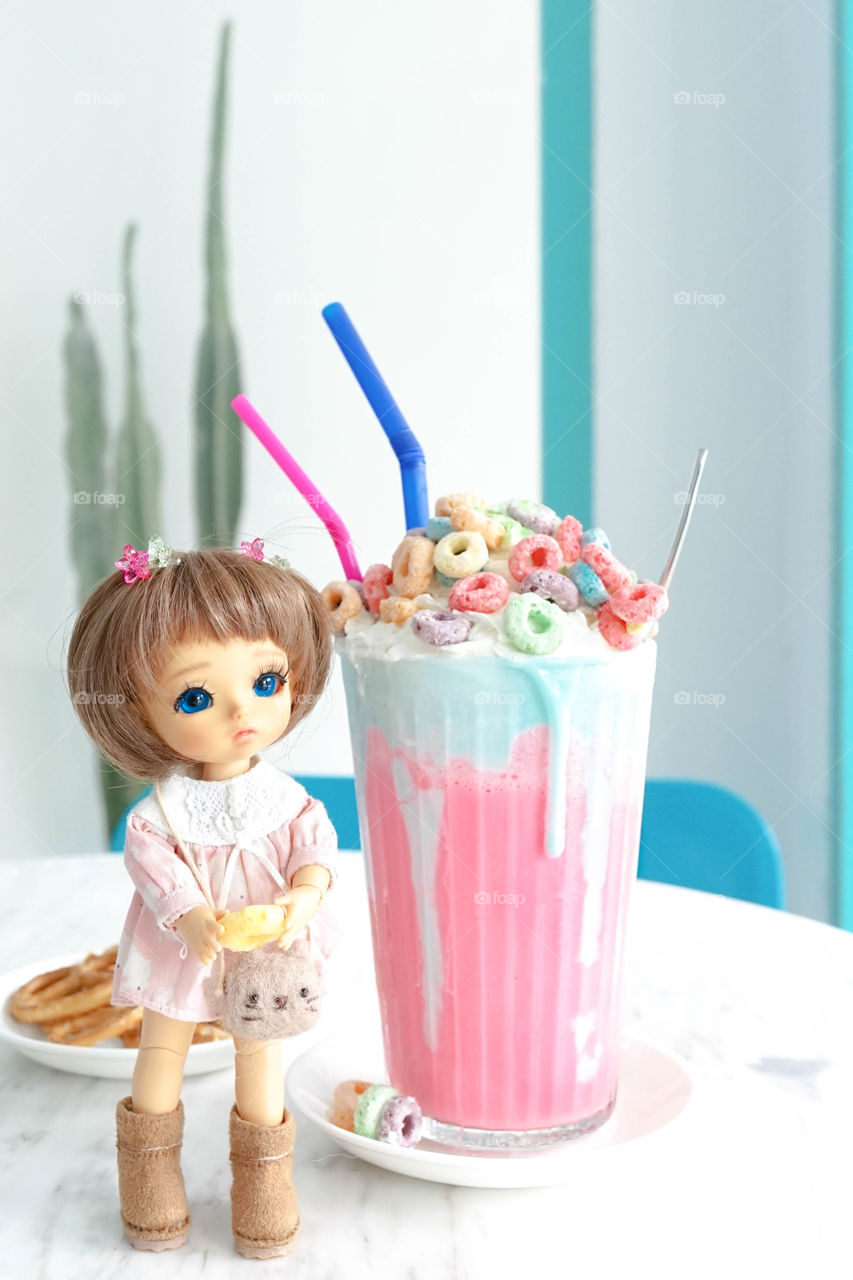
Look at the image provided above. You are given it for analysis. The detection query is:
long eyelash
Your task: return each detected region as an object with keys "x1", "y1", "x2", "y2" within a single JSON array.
[{"x1": 256, "y1": 664, "x2": 289, "y2": 683}]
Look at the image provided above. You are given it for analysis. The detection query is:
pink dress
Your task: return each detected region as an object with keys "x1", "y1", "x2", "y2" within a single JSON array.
[{"x1": 112, "y1": 758, "x2": 341, "y2": 1023}]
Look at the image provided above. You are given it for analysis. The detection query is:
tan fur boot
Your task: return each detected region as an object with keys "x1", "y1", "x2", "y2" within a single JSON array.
[
  {"x1": 115, "y1": 1096, "x2": 190, "y2": 1251},
  {"x1": 229, "y1": 1105, "x2": 300, "y2": 1259}
]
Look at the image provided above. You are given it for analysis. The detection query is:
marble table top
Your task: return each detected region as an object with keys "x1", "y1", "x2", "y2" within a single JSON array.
[{"x1": 0, "y1": 853, "x2": 850, "y2": 1279}]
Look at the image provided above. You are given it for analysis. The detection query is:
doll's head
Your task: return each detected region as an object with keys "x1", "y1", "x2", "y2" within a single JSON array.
[{"x1": 67, "y1": 546, "x2": 333, "y2": 780}]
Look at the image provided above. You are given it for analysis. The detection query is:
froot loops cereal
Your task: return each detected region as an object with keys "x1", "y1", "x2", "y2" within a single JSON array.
[
  {"x1": 321, "y1": 581, "x2": 363, "y2": 632},
  {"x1": 448, "y1": 571, "x2": 510, "y2": 614},
  {"x1": 433, "y1": 529, "x2": 489, "y2": 580},
  {"x1": 449, "y1": 504, "x2": 505, "y2": 551},
  {"x1": 609, "y1": 581, "x2": 669, "y2": 624},
  {"x1": 362, "y1": 563, "x2": 393, "y2": 615},
  {"x1": 580, "y1": 542, "x2": 631, "y2": 594},
  {"x1": 434, "y1": 492, "x2": 484, "y2": 517},
  {"x1": 503, "y1": 593, "x2": 566, "y2": 655},
  {"x1": 506, "y1": 498, "x2": 558, "y2": 536},
  {"x1": 556, "y1": 514, "x2": 583, "y2": 564},
  {"x1": 392, "y1": 534, "x2": 435, "y2": 598},
  {"x1": 411, "y1": 609, "x2": 472, "y2": 646},
  {"x1": 508, "y1": 534, "x2": 563, "y2": 583},
  {"x1": 380, "y1": 595, "x2": 417, "y2": 626},
  {"x1": 567, "y1": 558, "x2": 608, "y2": 607},
  {"x1": 520, "y1": 568, "x2": 579, "y2": 613},
  {"x1": 321, "y1": 492, "x2": 670, "y2": 653}
]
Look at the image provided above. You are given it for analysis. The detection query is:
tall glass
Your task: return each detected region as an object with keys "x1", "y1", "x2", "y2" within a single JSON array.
[{"x1": 339, "y1": 639, "x2": 656, "y2": 1150}]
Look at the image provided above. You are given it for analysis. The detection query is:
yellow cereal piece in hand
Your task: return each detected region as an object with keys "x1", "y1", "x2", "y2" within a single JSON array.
[{"x1": 218, "y1": 904, "x2": 287, "y2": 951}]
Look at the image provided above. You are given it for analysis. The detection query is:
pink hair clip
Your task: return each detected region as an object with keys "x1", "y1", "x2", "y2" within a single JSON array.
[
  {"x1": 239, "y1": 537, "x2": 291, "y2": 570},
  {"x1": 115, "y1": 537, "x2": 180, "y2": 584},
  {"x1": 115, "y1": 544, "x2": 150, "y2": 584},
  {"x1": 240, "y1": 537, "x2": 265, "y2": 561}
]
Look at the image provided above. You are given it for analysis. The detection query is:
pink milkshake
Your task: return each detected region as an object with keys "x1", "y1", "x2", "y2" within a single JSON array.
[{"x1": 333, "y1": 497, "x2": 664, "y2": 1149}]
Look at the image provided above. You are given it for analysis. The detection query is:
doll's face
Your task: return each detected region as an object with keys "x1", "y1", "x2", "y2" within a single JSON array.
[{"x1": 144, "y1": 637, "x2": 293, "y2": 780}]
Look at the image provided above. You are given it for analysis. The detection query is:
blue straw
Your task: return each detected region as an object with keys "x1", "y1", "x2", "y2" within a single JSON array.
[{"x1": 322, "y1": 301, "x2": 429, "y2": 531}]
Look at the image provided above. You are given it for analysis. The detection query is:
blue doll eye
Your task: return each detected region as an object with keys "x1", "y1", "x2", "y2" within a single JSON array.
[
  {"x1": 254, "y1": 670, "x2": 286, "y2": 698},
  {"x1": 174, "y1": 687, "x2": 212, "y2": 714}
]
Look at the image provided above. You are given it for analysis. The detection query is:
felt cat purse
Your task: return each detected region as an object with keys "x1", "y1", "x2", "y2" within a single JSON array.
[{"x1": 221, "y1": 939, "x2": 323, "y2": 1040}]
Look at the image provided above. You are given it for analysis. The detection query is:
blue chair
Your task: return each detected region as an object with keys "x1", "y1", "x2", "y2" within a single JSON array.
[
  {"x1": 638, "y1": 778, "x2": 786, "y2": 909},
  {"x1": 110, "y1": 775, "x2": 361, "y2": 852},
  {"x1": 112, "y1": 774, "x2": 784, "y2": 910}
]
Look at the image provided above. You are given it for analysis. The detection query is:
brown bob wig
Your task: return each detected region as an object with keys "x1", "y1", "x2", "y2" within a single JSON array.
[{"x1": 67, "y1": 549, "x2": 333, "y2": 781}]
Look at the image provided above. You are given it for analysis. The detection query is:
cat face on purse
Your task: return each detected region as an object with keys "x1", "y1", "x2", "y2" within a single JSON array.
[{"x1": 222, "y1": 941, "x2": 323, "y2": 1040}]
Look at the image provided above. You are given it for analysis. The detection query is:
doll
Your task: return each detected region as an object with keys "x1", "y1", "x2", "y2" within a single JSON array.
[{"x1": 67, "y1": 535, "x2": 338, "y2": 1259}]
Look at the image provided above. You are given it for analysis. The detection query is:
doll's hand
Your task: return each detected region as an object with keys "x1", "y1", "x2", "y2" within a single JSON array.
[
  {"x1": 174, "y1": 905, "x2": 224, "y2": 967},
  {"x1": 273, "y1": 885, "x2": 323, "y2": 951}
]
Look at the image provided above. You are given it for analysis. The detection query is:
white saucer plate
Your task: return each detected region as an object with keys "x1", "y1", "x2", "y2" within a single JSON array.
[
  {"x1": 287, "y1": 1033, "x2": 694, "y2": 1189},
  {"x1": 0, "y1": 953, "x2": 234, "y2": 1079}
]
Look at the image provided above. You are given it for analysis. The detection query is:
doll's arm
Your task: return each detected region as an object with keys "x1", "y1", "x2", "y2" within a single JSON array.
[
  {"x1": 270, "y1": 796, "x2": 339, "y2": 949},
  {"x1": 280, "y1": 795, "x2": 339, "y2": 892},
  {"x1": 274, "y1": 864, "x2": 332, "y2": 950},
  {"x1": 124, "y1": 814, "x2": 210, "y2": 933},
  {"x1": 173, "y1": 905, "x2": 223, "y2": 966}
]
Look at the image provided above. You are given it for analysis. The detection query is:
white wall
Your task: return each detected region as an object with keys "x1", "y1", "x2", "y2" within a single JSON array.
[
  {"x1": 1, "y1": 1, "x2": 836, "y2": 925},
  {"x1": 0, "y1": 1, "x2": 540, "y2": 853},
  {"x1": 595, "y1": 0, "x2": 836, "y2": 921}
]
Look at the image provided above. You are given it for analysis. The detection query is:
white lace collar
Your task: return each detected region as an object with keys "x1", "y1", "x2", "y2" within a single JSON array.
[{"x1": 135, "y1": 758, "x2": 306, "y2": 846}]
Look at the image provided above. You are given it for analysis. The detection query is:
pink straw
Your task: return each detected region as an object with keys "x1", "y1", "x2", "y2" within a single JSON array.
[{"x1": 231, "y1": 394, "x2": 362, "y2": 582}]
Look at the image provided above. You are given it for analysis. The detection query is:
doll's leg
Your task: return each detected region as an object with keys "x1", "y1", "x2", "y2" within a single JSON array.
[
  {"x1": 229, "y1": 1038, "x2": 299, "y2": 1258},
  {"x1": 117, "y1": 1012, "x2": 195, "y2": 1251},
  {"x1": 132, "y1": 1009, "x2": 196, "y2": 1114},
  {"x1": 233, "y1": 1035, "x2": 283, "y2": 1125}
]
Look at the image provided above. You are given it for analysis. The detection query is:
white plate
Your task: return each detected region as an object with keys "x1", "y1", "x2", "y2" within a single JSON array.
[
  {"x1": 0, "y1": 953, "x2": 234, "y2": 1079},
  {"x1": 287, "y1": 1033, "x2": 694, "y2": 1189}
]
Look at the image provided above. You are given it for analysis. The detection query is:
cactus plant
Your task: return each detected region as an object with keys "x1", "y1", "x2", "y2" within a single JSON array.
[
  {"x1": 64, "y1": 19, "x2": 243, "y2": 841},
  {"x1": 63, "y1": 299, "x2": 114, "y2": 594},
  {"x1": 116, "y1": 223, "x2": 163, "y2": 546},
  {"x1": 63, "y1": 294, "x2": 143, "y2": 839},
  {"x1": 194, "y1": 21, "x2": 243, "y2": 547}
]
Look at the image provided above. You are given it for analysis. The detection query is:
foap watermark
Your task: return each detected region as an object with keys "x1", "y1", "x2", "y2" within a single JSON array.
[
  {"x1": 73, "y1": 90, "x2": 126, "y2": 107},
  {"x1": 473, "y1": 690, "x2": 526, "y2": 706},
  {"x1": 673, "y1": 90, "x2": 725, "y2": 108},
  {"x1": 674, "y1": 690, "x2": 726, "y2": 709},
  {"x1": 673, "y1": 290, "x2": 725, "y2": 308},
  {"x1": 473, "y1": 891, "x2": 526, "y2": 907},
  {"x1": 72, "y1": 290, "x2": 125, "y2": 307},
  {"x1": 273, "y1": 289, "x2": 326, "y2": 308},
  {"x1": 294, "y1": 692, "x2": 322, "y2": 707},
  {"x1": 73, "y1": 691, "x2": 126, "y2": 706},
  {"x1": 674, "y1": 490, "x2": 725, "y2": 507},
  {"x1": 272, "y1": 89, "x2": 325, "y2": 107},
  {"x1": 73, "y1": 490, "x2": 125, "y2": 506},
  {"x1": 272, "y1": 489, "x2": 326, "y2": 508}
]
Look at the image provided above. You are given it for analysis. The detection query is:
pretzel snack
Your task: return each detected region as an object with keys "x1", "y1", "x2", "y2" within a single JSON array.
[{"x1": 8, "y1": 945, "x2": 230, "y2": 1048}]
